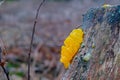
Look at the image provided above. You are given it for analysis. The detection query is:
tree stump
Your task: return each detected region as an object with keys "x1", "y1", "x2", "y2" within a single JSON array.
[{"x1": 61, "y1": 5, "x2": 120, "y2": 80}]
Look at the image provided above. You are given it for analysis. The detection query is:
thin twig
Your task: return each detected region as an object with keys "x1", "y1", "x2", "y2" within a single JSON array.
[
  {"x1": 0, "y1": 1, "x2": 10, "y2": 80},
  {"x1": 0, "y1": 47, "x2": 9, "y2": 80},
  {"x1": 28, "y1": 0, "x2": 45, "y2": 80},
  {"x1": 0, "y1": 47, "x2": 2, "y2": 62},
  {"x1": 1, "y1": 66, "x2": 9, "y2": 80}
]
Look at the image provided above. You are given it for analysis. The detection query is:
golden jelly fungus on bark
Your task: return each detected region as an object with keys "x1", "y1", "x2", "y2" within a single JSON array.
[
  {"x1": 60, "y1": 28, "x2": 84, "y2": 68},
  {"x1": 102, "y1": 4, "x2": 111, "y2": 8}
]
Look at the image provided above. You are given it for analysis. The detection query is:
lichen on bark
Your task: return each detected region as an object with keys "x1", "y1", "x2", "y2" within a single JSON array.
[{"x1": 62, "y1": 5, "x2": 120, "y2": 80}]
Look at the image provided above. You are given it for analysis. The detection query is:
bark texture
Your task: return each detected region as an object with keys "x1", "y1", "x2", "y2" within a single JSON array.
[{"x1": 62, "y1": 5, "x2": 120, "y2": 80}]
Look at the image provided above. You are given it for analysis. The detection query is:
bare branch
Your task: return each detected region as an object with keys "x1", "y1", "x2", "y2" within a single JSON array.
[
  {"x1": 1, "y1": 66, "x2": 9, "y2": 80},
  {"x1": 27, "y1": 0, "x2": 45, "y2": 80},
  {"x1": 0, "y1": 47, "x2": 9, "y2": 80}
]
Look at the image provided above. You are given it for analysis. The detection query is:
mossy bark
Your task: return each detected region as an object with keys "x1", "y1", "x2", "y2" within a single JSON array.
[{"x1": 61, "y1": 5, "x2": 120, "y2": 80}]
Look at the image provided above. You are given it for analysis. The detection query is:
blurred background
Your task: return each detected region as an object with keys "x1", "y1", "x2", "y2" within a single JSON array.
[{"x1": 0, "y1": 0, "x2": 120, "y2": 80}]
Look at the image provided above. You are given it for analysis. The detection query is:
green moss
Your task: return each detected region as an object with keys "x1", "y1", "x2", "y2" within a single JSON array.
[
  {"x1": 7, "y1": 62, "x2": 20, "y2": 68},
  {"x1": 10, "y1": 71, "x2": 25, "y2": 77}
]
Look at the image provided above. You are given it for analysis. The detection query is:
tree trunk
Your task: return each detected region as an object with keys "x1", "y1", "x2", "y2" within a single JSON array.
[{"x1": 62, "y1": 5, "x2": 120, "y2": 80}]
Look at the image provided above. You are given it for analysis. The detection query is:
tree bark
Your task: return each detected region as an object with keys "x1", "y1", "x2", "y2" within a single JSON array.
[{"x1": 62, "y1": 5, "x2": 120, "y2": 80}]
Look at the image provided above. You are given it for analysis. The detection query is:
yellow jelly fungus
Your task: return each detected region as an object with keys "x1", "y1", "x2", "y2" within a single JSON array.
[
  {"x1": 60, "y1": 28, "x2": 84, "y2": 68},
  {"x1": 102, "y1": 4, "x2": 111, "y2": 8}
]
